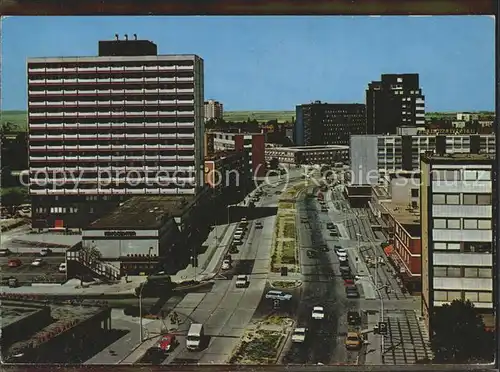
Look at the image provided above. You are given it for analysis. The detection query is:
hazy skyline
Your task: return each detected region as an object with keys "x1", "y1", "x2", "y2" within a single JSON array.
[{"x1": 1, "y1": 16, "x2": 495, "y2": 112}]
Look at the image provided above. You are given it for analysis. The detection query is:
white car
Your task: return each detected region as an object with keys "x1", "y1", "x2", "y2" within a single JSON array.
[
  {"x1": 312, "y1": 306, "x2": 325, "y2": 320},
  {"x1": 291, "y1": 327, "x2": 307, "y2": 343},
  {"x1": 235, "y1": 275, "x2": 249, "y2": 288},
  {"x1": 40, "y1": 248, "x2": 52, "y2": 256},
  {"x1": 338, "y1": 255, "x2": 348, "y2": 262},
  {"x1": 59, "y1": 263, "x2": 67, "y2": 273},
  {"x1": 221, "y1": 259, "x2": 231, "y2": 270},
  {"x1": 265, "y1": 290, "x2": 292, "y2": 301},
  {"x1": 31, "y1": 258, "x2": 44, "y2": 267},
  {"x1": 336, "y1": 250, "x2": 347, "y2": 259}
]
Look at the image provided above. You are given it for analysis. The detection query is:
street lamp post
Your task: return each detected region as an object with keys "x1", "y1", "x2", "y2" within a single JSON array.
[
  {"x1": 191, "y1": 256, "x2": 197, "y2": 281},
  {"x1": 356, "y1": 233, "x2": 361, "y2": 274},
  {"x1": 139, "y1": 283, "x2": 145, "y2": 342},
  {"x1": 139, "y1": 247, "x2": 153, "y2": 343}
]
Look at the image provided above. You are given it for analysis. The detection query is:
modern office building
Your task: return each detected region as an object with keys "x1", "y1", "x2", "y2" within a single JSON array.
[
  {"x1": 204, "y1": 131, "x2": 266, "y2": 178},
  {"x1": 264, "y1": 145, "x2": 349, "y2": 167},
  {"x1": 420, "y1": 153, "x2": 494, "y2": 335},
  {"x1": 204, "y1": 99, "x2": 223, "y2": 122},
  {"x1": 366, "y1": 73, "x2": 425, "y2": 134},
  {"x1": 294, "y1": 101, "x2": 366, "y2": 146},
  {"x1": 27, "y1": 36, "x2": 205, "y2": 229},
  {"x1": 350, "y1": 133, "x2": 496, "y2": 186}
]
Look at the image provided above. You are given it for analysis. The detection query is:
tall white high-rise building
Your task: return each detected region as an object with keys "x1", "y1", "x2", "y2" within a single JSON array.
[{"x1": 28, "y1": 36, "x2": 204, "y2": 229}]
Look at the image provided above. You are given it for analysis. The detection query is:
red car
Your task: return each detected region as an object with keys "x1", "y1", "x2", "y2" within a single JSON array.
[
  {"x1": 8, "y1": 259, "x2": 22, "y2": 268},
  {"x1": 157, "y1": 334, "x2": 177, "y2": 352}
]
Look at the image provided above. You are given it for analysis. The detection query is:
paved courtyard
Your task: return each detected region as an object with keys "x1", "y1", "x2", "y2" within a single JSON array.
[{"x1": 382, "y1": 310, "x2": 433, "y2": 365}]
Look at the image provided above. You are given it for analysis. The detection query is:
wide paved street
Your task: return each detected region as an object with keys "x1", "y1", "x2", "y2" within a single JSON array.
[{"x1": 282, "y1": 186, "x2": 362, "y2": 365}]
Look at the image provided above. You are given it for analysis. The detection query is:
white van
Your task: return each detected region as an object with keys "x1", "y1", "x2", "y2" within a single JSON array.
[{"x1": 186, "y1": 323, "x2": 204, "y2": 350}]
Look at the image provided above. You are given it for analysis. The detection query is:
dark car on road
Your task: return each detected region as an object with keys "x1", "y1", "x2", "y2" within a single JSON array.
[
  {"x1": 329, "y1": 231, "x2": 338, "y2": 237},
  {"x1": 347, "y1": 311, "x2": 362, "y2": 326},
  {"x1": 306, "y1": 250, "x2": 317, "y2": 258},
  {"x1": 345, "y1": 285, "x2": 360, "y2": 298},
  {"x1": 326, "y1": 222, "x2": 335, "y2": 229},
  {"x1": 314, "y1": 244, "x2": 328, "y2": 252}
]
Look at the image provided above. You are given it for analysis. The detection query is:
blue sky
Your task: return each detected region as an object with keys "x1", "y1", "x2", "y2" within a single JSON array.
[{"x1": 1, "y1": 16, "x2": 495, "y2": 111}]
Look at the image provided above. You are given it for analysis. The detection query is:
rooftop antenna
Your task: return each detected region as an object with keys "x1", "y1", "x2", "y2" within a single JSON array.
[
  {"x1": 124, "y1": 34, "x2": 128, "y2": 41},
  {"x1": 133, "y1": 33, "x2": 137, "y2": 40},
  {"x1": 115, "y1": 34, "x2": 119, "y2": 40}
]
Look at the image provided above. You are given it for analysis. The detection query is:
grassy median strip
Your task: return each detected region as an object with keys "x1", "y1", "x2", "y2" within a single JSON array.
[{"x1": 270, "y1": 184, "x2": 307, "y2": 273}]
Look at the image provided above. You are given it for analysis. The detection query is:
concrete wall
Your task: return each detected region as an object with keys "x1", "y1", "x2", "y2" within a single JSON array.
[
  {"x1": 390, "y1": 179, "x2": 420, "y2": 208},
  {"x1": 350, "y1": 135, "x2": 378, "y2": 185}
]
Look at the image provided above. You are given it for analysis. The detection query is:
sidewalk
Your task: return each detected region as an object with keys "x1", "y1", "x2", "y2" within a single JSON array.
[
  {"x1": 170, "y1": 222, "x2": 238, "y2": 283},
  {"x1": 346, "y1": 248, "x2": 377, "y2": 300},
  {"x1": 364, "y1": 313, "x2": 382, "y2": 365}
]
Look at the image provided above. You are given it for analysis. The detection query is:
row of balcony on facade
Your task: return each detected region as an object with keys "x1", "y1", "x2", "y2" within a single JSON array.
[
  {"x1": 28, "y1": 65, "x2": 194, "y2": 73},
  {"x1": 30, "y1": 155, "x2": 196, "y2": 162},
  {"x1": 29, "y1": 88, "x2": 195, "y2": 95},
  {"x1": 29, "y1": 111, "x2": 196, "y2": 117},
  {"x1": 30, "y1": 135, "x2": 195, "y2": 142},
  {"x1": 31, "y1": 176, "x2": 196, "y2": 184},
  {"x1": 29, "y1": 99, "x2": 195, "y2": 107},
  {"x1": 28, "y1": 77, "x2": 195, "y2": 84},
  {"x1": 29, "y1": 122, "x2": 196, "y2": 130},
  {"x1": 30, "y1": 166, "x2": 193, "y2": 172},
  {"x1": 29, "y1": 144, "x2": 195, "y2": 151},
  {"x1": 29, "y1": 188, "x2": 197, "y2": 195}
]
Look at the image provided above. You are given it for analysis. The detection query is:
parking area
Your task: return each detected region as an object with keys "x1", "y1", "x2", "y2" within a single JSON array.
[{"x1": 0, "y1": 253, "x2": 66, "y2": 285}]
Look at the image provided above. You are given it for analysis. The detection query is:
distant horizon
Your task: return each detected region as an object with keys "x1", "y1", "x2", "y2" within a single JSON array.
[{"x1": 1, "y1": 16, "x2": 495, "y2": 111}]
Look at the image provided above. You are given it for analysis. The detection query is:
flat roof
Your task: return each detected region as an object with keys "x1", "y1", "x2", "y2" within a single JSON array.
[
  {"x1": 421, "y1": 153, "x2": 495, "y2": 164},
  {"x1": 28, "y1": 55, "x2": 200, "y2": 63},
  {"x1": 267, "y1": 145, "x2": 349, "y2": 152},
  {"x1": 1, "y1": 304, "x2": 41, "y2": 328},
  {"x1": 205, "y1": 150, "x2": 243, "y2": 161},
  {"x1": 380, "y1": 201, "x2": 421, "y2": 228},
  {"x1": 4, "y1": 301, "x2": 107, "y2": 357},
  {"x1": 88, "y1": 195, "x2": 196, "y2": 230}
]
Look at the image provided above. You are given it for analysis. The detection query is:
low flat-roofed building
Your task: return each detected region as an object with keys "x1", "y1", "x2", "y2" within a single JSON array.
[
  {"x1": 78, "y1": 187, "x2": 212, "y2": 276},
  {"x1": 379, "y1": 201, "x2": 421, "y2": 294},
  {"x1": 264, "y1": 145, "x2": 349, "y2": 166},
  {"x1": 1, "y1": 299, "x2": 111, "y2": 363}
]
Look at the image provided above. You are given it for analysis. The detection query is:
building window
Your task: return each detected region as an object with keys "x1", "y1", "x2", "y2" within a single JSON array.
[
  {"x1": 411, "y1": 189, "x2": 419, "y2": 198},
  {"x1": 478, "y1": 292, "x2": 493, "y2": 302},
  {"x1": 434, "y1": 242, "x2": 460, "y2": 251},
  {"x1": 463, "y1": 170, "x2": 478, "y2": 181},
  {"x1": 434, "y1": 290, "x2": 462, "y2": 302},
  {"x1": 434, "y1": 218, "x2": 460, "y2": 229},
  {"x1": 464, "y1": 291, "x2": 479, "y2": 302},
  {"x1": 463, "y1": 193, "x2": 492, "y2": 205},
  {"x1": 463, "y1": 219, "x2": 491, "y2": 230},
  {"x1": 445, "y1": 194, "x2": 460, "y2": 205},
  {"x1": 464, "y1": 267, "x2": 492, "y2": 278},
  {"x1": 432, "y1": 194, "x2": 446, "y2": 204},
  {"x1": 463, "y1": 242, "x2": 492, "y2": 253},
  {"x1": 477, "y1": 170, "x2": 491, "y2": 180}
]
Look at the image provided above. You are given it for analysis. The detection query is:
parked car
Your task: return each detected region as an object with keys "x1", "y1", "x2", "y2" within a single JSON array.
[
  {"x1": 345, "y1": 285, "x2": 360, "y2": 298},
  {"x1": 306, "y1": 250, "x2": 317, "y2": 259},
  {"x1": 8, "y1": 259, "x2": 22, "y2": 268},
  {"x1": 58, "y1": 262, "x2": 67, "y2": 273},
  {"x1": 338, "y1": 255, "x2": 348, "y2": 263},
  {"x1": 221, "y1": 259, "x2": 231, "y2": 270},
  {"x1": 311, "y1": 306, "x2": 325, "y2": 320},
  {"x1": 345, "y1": 332, "x2": 362, "y2": 350},
  {"x1": 291, "y1": 327, "x2": 307, "y2": 343},
  {"x1": 157, "y1": 334, "x2": 178, "y2": 353},
  {"x1": 0, "y1": 249, "x2": 11, "y2": 256},
  {"x1": 330, "y1": 230, "x2": 338, "y2": 237},
  {"x1": 347, "y1": 311, "x2": 361, "y2": 326},
  {"x1": 40, "y1": 248, "x2": 53, "y2": 256},
  {"x1": 334, "y1": 246, "x2": 346, "y2": 255},
  {"x1": 326, "y1": 222, "x2": 335, "y2": 229},
  {"x1": 31, "y1": 258, "x2": 44, "y2": 267},
  {"x1": 8, "y1": 277, "x2": 19, "y2": 288},
  {"x1": 265, "y1": 290, "x2": 292, "y2": 301},
  {"x1": 318, "y1": 244, "x2": 329, "y2": 252},
  {"x1": 255, "y1": 222, "x2": 263, "y2": 229},
  {"x1": 235, "y1": 275, "x2": 249, "y2": 288}
]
